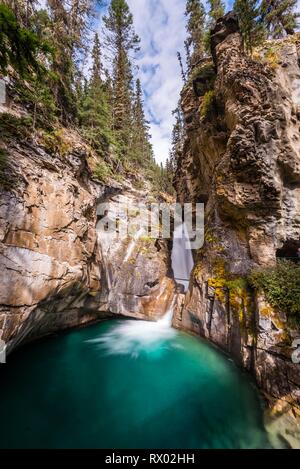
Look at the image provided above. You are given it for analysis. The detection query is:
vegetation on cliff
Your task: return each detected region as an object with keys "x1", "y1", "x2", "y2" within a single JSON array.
[
  {"x1": 233, "y1": 1, "x2": 265, "y2": 54},
  {"x1": 170, "y1": 1, "x2": 299, "y2": 186},
  {"x1": 234, "y1": 0, "x2": 300, "y2": 52},
  {"x1": 185, "y1": 0, "x2": 206, "y2": 69},
  {"x1": 0, "y1": 4, "x2": 51, "y2": 76},
  {"x1": 249, "y1": 261, "x2": 300, "y2": 322},
  {"x1": 182, "y1": 0, "x2": 300, "y2": 77},
  {"x1": 0, "y1": 0, "x2": 171, "y2": 192},
  {"x1": 260, "y1": 0, "x2": 300, "y2": 37}
]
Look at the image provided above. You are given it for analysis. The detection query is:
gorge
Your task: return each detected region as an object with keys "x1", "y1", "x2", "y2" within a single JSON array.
[{"x1": 0, "y1": 2, "x2": 300, "y2": 450}]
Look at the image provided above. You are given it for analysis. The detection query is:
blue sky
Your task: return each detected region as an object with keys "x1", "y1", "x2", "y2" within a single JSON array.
[
  {"x1": 37, "y1": 1, "x2": 300, "y2": 165},
  {"x1": 120, "y1": 0, "x2": 299, "y2": 165},
  {"x1": 98, "y1": 1, "x2": 234, "y2": 164},
  {"x1": 130, "y1": 1, "x2": 233, "y2": 164},
  {"x1": 34, "y1": 0, "x2": 300, "y2": 165}
]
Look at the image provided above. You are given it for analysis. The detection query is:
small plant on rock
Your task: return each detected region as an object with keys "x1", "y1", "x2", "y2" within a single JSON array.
[
  {"x1": 200, "y1": 90, "x2": 215, "y2": 118},
  {"x1": 93, "y1": 160, "x2": 112, "y2": 184},
  {"x1": 248, "y1": 260, "x2": 300, "y2": 322}
]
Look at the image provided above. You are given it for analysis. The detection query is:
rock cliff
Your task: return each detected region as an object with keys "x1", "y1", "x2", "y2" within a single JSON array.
[
  {"x1": 173, "y1": 13, "x2": 300, "y2": 447},
  {"x1": 0, "y1": 111, "x2": 174, "y2": 354}
]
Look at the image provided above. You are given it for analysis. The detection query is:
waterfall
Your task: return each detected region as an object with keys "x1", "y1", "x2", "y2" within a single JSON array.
[
  {"x1": 157, "y1": 305, "x2": 174, "y2": 327},
  {"x1": 88, "y1": 303, "x2": 176, "y2": 357},
  {"x1": 171, "y1": 222, "x2": 194, "y2": 292}
]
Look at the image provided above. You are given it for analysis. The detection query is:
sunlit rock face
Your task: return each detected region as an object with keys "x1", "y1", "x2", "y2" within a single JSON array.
[
  {"x1": 0, "y1": 130, "x2": 104, "y2": 352},
  {"x1": 0, "y1": 126, "x2": 175, "y2": 353},
  {"x1": 173, "y1": 13, "x2": 300, "y2": 447}
]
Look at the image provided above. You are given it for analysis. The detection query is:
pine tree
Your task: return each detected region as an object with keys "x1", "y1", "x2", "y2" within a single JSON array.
[
  {"x1": 185, "y1": 0, "x2": 206, "y2": 69},
  {"x1": 0, "y1": 3, "x2": 61, "y2": 129},
  {"x1": 0, "y1": 3, "x2": 51, "y2": 76},
  {"x1": 207, "y1": 0, "x2": 225, "y2": 26},
  {"x1": 90, "y1": 33, "x2": 102, "y2": 83},
  {"x1": 204, "y1": 1, "x2": 225, "y2": 55},
  {"x1": 177, "y1": 52, "x2": 186, "y2": 83},
  {"x1": 234, "y1": 0, "x2": 265, "y2": 54},
  {"x1": 169, "y1": 106, "x2": 184, "y2": 173},
  {"x1": 79, "y1": 33, "x2": 113, "y2": 156},
  {"x1": 132, "y1": 78, "x2": 153, "y2": 165},
  {"x1": 3, "y1": 0, "x2": 37, "y2": 27},
  {"x1": 157, "y1": 157, "x2": 175, "y2": 195},
  {"x1": 184, "y1": 39, "x2": 192, "y2": 69},
  {"x1": 103, "y1": 0, "x2": 140, "y2": 159},
  {"x1": 46, "y1": 0, "x2": 76, "y2": 121},
  {"x1": 47, "y1": 0, "x2": 98, "y2": 123},
  {"x1": 260, "y1": 0, "x2": 300, "y2": 38}
]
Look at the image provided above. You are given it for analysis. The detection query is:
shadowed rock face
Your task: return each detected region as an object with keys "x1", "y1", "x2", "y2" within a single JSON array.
[
  {"x1": 0, "y1": 126, "x2": 175, "y2": 354},
  {"x1": 92, "y1": 191, "x2": 175, "y2": 321},
  {"x1": 174, "y1": 17, "x2": 300, "y2": 446}
]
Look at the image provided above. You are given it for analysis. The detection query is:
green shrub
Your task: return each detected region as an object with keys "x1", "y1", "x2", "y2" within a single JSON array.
[
  {"x1": 93, "y1": 160, "x2": 112, "y2": 183},
  {"x1": 0, "y1": 113, "x2": 32, "y2": 140},
  {"x1": 226, "y1": 277, "x2": 249, "y2": 292},
  {"x1": 264, "y1": 47, "x2": 280, "y2": 69},
  {"x1": 248, "y1": 260, "x2": 300, "y2": 320},
  {"x1": 133, "y1": 178, "x2": 145, "y2": 190},
  {"x1": 190, "y1": 62, "x2": 216, "y2": 96},
  {"x1": 140, "y1": 234, "x2": 152, "y2": 244},
  {"x1": 253, "y1": 46, "x2": 279, "y2": 70},
  {"x1": 200, "y1": 90, "x2": 215, "y2": 118},
  {"x1": 114, "y1": 174, "x2": 124, "y2": 184},
  {"x1": 41, "y1": 129, "x2": 72, "y2": 157}
]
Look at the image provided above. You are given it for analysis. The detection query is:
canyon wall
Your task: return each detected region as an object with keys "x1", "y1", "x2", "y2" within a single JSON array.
[
  {"x1": 173, "y1": 13, "x2": 300, "y2": 447},
  {"x1": 0, "y1": 116, "x2": 174, "y2": 354}
]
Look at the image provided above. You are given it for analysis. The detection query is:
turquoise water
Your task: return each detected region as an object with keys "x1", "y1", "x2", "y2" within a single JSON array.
[{"x1": 0, "y1": 318, "x2": 271, "y2": 449}]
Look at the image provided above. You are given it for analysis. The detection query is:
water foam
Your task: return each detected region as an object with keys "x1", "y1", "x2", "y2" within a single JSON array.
[{"x1": 87, "y1": 307, "x2": 176, "y2": 358}]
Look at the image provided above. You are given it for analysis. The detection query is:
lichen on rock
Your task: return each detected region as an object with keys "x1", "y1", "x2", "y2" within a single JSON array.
[{"x1": 173, "y1": 12, "x2": 300, "y2": 447}]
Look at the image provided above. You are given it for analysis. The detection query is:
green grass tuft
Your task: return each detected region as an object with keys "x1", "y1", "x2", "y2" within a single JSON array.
[{"x1": 200, "y1": 90, "x2": 215, "y2": 118}]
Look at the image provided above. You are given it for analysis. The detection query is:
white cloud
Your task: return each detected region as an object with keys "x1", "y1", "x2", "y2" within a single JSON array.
[
  {"x1": 126, "y1": 0, "x2": 233, "y2": 165},
  {"x1": 127, "y1": 0, "x2": 300, "y2": 164},
  {"x1": 127, "y1": 0, "x2": 300, "y2": 165},
  {"x1": 45, "y1": 0, "x2": 300, "y2": 165},
  {"x1": 126, "y1": 0, "x2": 187, "y2": 165}
]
